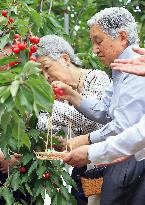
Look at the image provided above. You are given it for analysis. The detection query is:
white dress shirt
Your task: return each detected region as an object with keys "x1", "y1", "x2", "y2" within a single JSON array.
[
  {"x1": 88, "y1": 115, "x2": 145, "y2": 163},
  {"x1": 77, "y1": 45, "x2": 145, "y2": 163}
]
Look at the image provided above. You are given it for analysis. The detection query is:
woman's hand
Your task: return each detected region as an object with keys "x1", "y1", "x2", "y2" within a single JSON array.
[
  {"x1": 58, "y1": 134, "x2": 90, "y2": 151},
  {"x1": 51, "y1": 81, "x2": 82, "y2": 107},
  {"x1": 111, "y1": 47, "x2": 145, "y2": 76}
]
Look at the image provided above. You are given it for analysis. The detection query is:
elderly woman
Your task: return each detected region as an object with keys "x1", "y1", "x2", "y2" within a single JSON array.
[
  {"x1": 36, "y1": 35, "x2": 110, "y2": 205},
  {"x1": 51, "y1": 7, "x2": 145, "y2": 205}
]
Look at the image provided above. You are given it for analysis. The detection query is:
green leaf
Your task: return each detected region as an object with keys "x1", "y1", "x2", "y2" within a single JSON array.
[
  {"x1": 10, "y1": 171, "x2": 21, "y2": 191},
  {"x1": 36, "y1": 165, "x2": 46, "y2": 179},
  {"x1": 60, "y1": 185, "x2": 70, "y2": 200},
  {"x1": 26, "y1": 78, "x2": 54, "y2": 112},
  {"x1": 22, "y1": 3, "x2": 42, "y2": 28},
  {"x1": 0, "y1": 34, "x2": 10, "y2": 50},
  {"x1": 51, "y1": 192, "x2": 66, "y2": 205},
  {"x1": 0, "y1": 87, "x2": 10, "y2": 103},
  {"x1": 25, "y1": 183, "x2": 33, "y2": 196},
  {"x1": 0, "y1": 16, "x2": 8, "y2": 25},
  {"x1": 18, "y1": 85, "x2": 33, "y2": 113},
  {"x1": 41, "y1": 188, "x2": 45, "y2": 200},
  {"x1": 33, "y1": 180, "x2": 44, "y2": 197},
  {"x1": 0, "y1": 103, "x2": 5, "y2": 123},
  {"x1": 1, "y1": 187, "x2": 14, "y2": 205},
  {"x1": 22, "y1": 60, "x2": 40, "y2": 75},
  {"x1": 22, "y1": 153, "x2": 33, "y2": 165},
  {"x1": 61, "y1": 171, "x2": 77, "y2": 188},
  {"x1": 0, "y1": 55, "x2": 18, "y2": 67},
  {"x1": 1, "y1": 112, "x2": 11, "y2": 133},
  {"x1": 16, "y1": 19, "x2": 29, "y2": 37},
  {"x1": 28, "y1": 160, "x2": 38, "y2": 176},
  {"x1": 46, "y1": 181, "x2": 57, "y2": 198},
  {"x1": 10, "y1": 80, "x2": 20, "y2": 97}
]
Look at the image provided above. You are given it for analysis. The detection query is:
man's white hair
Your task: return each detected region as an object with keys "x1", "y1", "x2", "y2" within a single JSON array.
[
  {"x1": 37, "y1": 35, "x2": 82, "y2": 66},
  {"x1": 87, "y1": 7, "x2": 139, "y2": 45}
]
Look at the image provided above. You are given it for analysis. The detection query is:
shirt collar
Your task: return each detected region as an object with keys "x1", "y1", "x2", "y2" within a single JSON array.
[{"x1": 112, "y1": 44, "x2": 139, "y2": 80}]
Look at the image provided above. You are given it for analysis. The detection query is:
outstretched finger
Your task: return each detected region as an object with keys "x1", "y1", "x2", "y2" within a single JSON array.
[
  {"x1": 132, "y1": 47, "x2": 145, "y2": 55},
  {"x1": 112, "y1": 66, "x2": 145, "y2": 76},
  {"x1": 113, "y1": 59, "x2": 134, "y2": 64}
]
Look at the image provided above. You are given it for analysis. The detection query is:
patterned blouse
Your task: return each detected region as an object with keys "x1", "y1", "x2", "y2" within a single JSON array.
[{"x1": 37, "y1": 70, "x2": 111, "y2": 135}]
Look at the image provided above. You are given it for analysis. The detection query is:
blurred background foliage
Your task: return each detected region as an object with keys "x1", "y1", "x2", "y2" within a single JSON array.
[{"x1": 1, "y1": 0, "x2": 145, "y2": 73}]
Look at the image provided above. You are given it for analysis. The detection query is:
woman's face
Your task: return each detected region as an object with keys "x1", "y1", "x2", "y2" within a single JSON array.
[{"x1": 38, "y1": 56, "x2": 70, "y2": 84}]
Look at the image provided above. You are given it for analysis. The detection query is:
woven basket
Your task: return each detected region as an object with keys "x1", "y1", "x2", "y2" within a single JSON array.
[
  {"x1": 34, "y1": 151, "x2": 67, "y2": 160},
  {"x1": 81, "y1": 177, "x2": 103, "y2": 197}
]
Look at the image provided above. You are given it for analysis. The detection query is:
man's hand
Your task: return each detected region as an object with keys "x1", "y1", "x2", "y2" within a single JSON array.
[
  {"x1": 63, "y1": 145, "x2": 90, "y2": 167},
  {"x1": 96, "y1": 156, "x2": 131, "y2": 167},
  {"x1": 111, "y1": 47, "x2": 145, "y2": 76},
  {"x1": 58, "y1": 134, "x2": 89, "y2": 151}
]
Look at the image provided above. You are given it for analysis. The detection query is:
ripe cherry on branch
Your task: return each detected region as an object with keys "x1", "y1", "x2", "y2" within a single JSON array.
[
  {"x1": 2, "y1": 10, "x2": 7, "y2": 17},
  {"x1": 29, "y1": 36, "x2": 40, "y2": 44},
  {"x1": 12, "y1": 46, "x2": 20, "y2": 54},
  {"x1": 9, "y1": 61, "x2": 20, "y2": 67},
  {"x1": 14, "y1": 34, "x2": 21, "y2": 39},
  {"x1": 19, "y1": 166, "x2": 27, "y2": 174},
  {"x1": 18, "y1": 42, "x2": 27, "y2": 51},
  {"x1": 42, "y1": 172, "x2": 51, "y2": 180},
  {"x1": 30, "y1": 45, "x2": 37, "y2": 53},
  {"x1": 8, "y1": 17, "x2": 14, "y2": 24}
]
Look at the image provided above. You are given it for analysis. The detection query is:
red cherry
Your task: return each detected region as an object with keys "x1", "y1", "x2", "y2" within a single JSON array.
[
  {"x1": 42, "y1": 172, "x2": 51, "y2": 180},
  {"x1": 54, "y1": 87, "x2": 64, "y2": 96},
  {"x1": 11, "y1": 44, "x2": 17, "y2": 50},
  {"x1": 29, "y1": 56, "x2": 37, "y2": 62},
  {"x1": 19, "y1": 166, "x2": 27, "y2": 174},
  {"x1": 2, "y1": 10, "x2": 7, "y2": 17},
  {"x1": 33, "y1": 37, "x2": 40, "y2": 44},
  {"x1": 12, "y1": 47, "x2": 20, "y2": 54},
  {"x1": 29, "y1": 36, "x2": 36, "y2": 43},
  {"x1": 8, "y1": 17, "x2": 14, "y2": 24},
  {"x1": 14, "y1": 34, "x2": 21, "y2": 39},
  {"x1": 30, "y1": 45, "x2": 37, "y2": 53},
  {"x1": 18, "y1": 42, "x2": 26, "y2": 50},
  {"x1": 29, "y1": 36, "x2": 40, "y2": 44},
  {"x1": 9, "y1": 62, "x2": 20, "y2": 67},
  {"x1": 58, "y1": 89, "x2": 64, "y2": 96}
]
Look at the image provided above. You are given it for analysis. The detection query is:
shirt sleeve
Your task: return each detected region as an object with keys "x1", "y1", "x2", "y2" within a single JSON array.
[
  {"x1": 77, "y1": 82, "x2": 113, "y2": 124},
  {"x1": 79, "y1": 74, "x2": 145, "y2": 144},
  {"x1": 88, "y1": 115, "x2": 145, "y2": 163},
  {"x1": 37, "y1": 100, "x2": 103, "y2": 135}
]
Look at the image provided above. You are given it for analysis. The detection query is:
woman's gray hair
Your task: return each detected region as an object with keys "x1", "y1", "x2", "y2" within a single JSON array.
[
  {"x1": 37, "y1": 35, "x2": 82, "y2": 66},
  {"x1": 87, "y1": 7, "x2": 139, "y2": 45}
]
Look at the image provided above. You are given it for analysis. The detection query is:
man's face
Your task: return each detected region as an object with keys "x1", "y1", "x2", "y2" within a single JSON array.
[{"x1": 90, "y1": 25, "x2": 127, "y2": 66}]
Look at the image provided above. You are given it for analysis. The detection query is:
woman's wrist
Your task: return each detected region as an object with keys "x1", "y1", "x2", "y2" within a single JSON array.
[{"x1": 69, "y1": 90, "x2": 82, "y2": 107}]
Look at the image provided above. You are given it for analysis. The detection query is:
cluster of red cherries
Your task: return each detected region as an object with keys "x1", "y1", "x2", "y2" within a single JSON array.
[
  {"x1": 11, "y1": 34, "x2": 39, "y2": 58},
  {"x1": 53, "y1": 86, "x2": 64, "y2": 99},
  {"x1": 1, "y1": 10, "x2": 14, "y2": 24},
  {"x1": 19, "y1": 166, "x2": 51, "y2": 180},
  {"x1": 9, "y1": 33, "x2": 40, "y2": 67}
]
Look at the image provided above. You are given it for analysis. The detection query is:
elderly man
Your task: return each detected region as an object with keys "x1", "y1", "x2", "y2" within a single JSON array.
[{"x1": 52, "y1": 7, "x2": 145, "y2": 205}]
